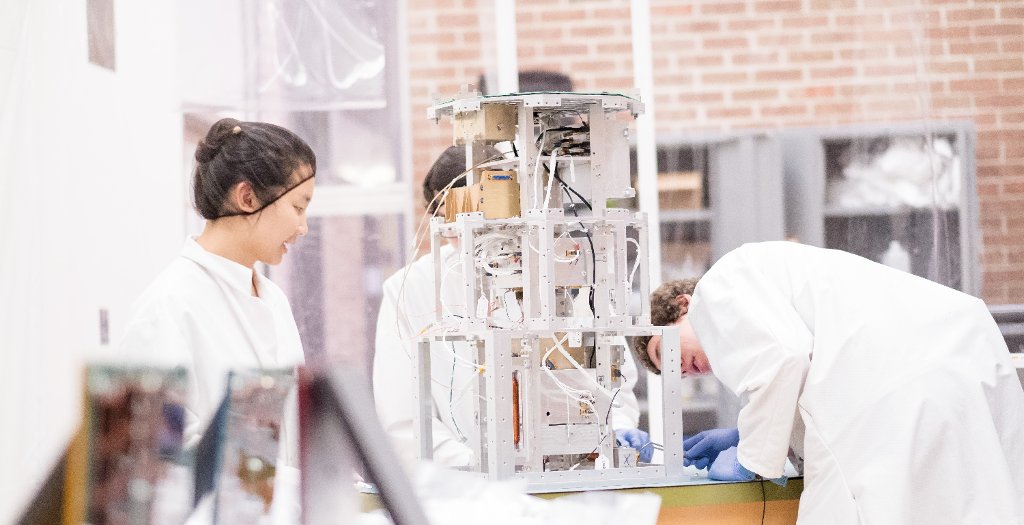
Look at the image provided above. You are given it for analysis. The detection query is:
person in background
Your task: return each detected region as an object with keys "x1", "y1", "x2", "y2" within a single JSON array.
[
  {"x1": 373, "y1": 145, "x2": 650, "y2": 468},
  {"x1": 634, "y1": 241, "x2": 1024, "y2": 524},
  {"x1": 118, "y1": 117, "x2": 316, "y2": 466}
]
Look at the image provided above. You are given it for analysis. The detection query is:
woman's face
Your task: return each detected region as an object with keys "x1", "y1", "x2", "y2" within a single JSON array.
[{"x1": 248, "y1": 166, "x2": 314, "y2": 266}]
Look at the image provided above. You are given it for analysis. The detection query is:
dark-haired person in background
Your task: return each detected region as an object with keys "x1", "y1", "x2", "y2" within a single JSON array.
[
  {"x1": 118, "y1": 118, "x2": 316, "y2": 464},
  {"x1": 635, "y1": 241, "x2": 1024, "y2": 524}
]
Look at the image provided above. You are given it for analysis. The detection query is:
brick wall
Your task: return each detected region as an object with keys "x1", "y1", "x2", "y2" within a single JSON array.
[{"x1": 406, "y1": 0, "x2": 1024, "y2": 303}]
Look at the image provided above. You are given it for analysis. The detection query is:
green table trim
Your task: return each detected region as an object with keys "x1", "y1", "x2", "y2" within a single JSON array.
[{"x1": 532, "y1": 477, "x2": 804, "y2": 507}]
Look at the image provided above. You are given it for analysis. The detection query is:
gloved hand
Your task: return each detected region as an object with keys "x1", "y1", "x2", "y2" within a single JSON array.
[
  {"x1": 707, "y1": 446, "x2": 756, "y2": 482},
  {"x1": 615, "y1": 428, "x2": 654, "y2": 463},
  {"x1": 683, "y1": 428, "x2": 739, "y2": 470}
]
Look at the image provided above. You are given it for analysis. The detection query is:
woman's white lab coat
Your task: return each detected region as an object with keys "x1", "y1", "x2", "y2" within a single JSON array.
[
  {"x1": 118, "y1": 237, "x2": 305, "y2": 465},
  {"x1": 690, "y1": 241, "x2": 1024, "y2": 524},
  {"x1": 373, "y1": 244, "x2": 642, "y2": 468}
]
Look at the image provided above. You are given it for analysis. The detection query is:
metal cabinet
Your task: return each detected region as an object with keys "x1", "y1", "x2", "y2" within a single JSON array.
[
  {"x1": 782, "y1": 122, "x2": 980, "y2": 295},
  {"x1": 643, "y1": 133, "x2": 787, "y2": 283},
  {"x1": 636, "y1": 132, "x2": 788, "y2": 432}
]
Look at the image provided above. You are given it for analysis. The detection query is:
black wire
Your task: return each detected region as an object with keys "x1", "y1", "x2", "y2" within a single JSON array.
[
  {"x1": 448, "y1": 342, "x2": 464, "y2": 440},
  {"x1": 561, "y1": 181, "x2": 597, "y2": 316},
  {"x1": 605, "y1": 388, "x2": 621, "y2": 427},
  {"x1": 545, "y1": 163, "x2": 593, "y2": 210},
  {"x1": 760, "y1": 478, "x2": 767, "y2": 525}
]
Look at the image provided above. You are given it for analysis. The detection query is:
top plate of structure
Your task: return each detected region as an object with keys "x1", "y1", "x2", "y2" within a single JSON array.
[{"x1": 428, "y1": 91, "x2": 645, "y2": 120}]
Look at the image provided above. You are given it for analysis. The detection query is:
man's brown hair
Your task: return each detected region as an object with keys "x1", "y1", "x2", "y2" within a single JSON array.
[{"x1": 632, "y1": 277, "x2": 700, "y2": 375}]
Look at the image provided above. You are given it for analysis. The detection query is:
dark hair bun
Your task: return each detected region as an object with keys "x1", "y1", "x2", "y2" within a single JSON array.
[
  {"x1": 191, "y1": 118, "x2": 317, "y2": 220},
  {"x1": 194, "y1": 118, "x2": 243, "y2": 163}
]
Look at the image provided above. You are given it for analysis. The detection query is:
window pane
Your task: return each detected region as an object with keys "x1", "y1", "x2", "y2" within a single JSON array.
[{"x1": 271, "y1": 214, "x2": 407, "y2": 377}]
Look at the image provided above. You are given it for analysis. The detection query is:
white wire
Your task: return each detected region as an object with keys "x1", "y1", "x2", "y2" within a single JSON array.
[{"x1": 542, "y1": 151, "x2": 558, "y2": 209}]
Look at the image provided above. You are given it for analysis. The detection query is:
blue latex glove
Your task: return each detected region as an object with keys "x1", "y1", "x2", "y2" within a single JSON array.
[
  {"x1": 683, "y1": 428, "x2": 739, "y2": 470},
  {"x1": 615, "y1": 428, "x2": 654, "y2": 463},
  {"x1": 707, "y1": 446, "x2": 756, "y2": 482}
]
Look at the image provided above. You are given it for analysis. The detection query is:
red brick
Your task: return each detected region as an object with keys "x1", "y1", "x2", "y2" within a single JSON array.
[
  {"x1": 409, "y1": 32, "x2": 456, "y2": 46},
  {"x1": 788, "y1": 50, "x2": 835, "y2": 62},
  {"x1": 651, "y1": 4, "x2": 694, "y2": 17},
  {"x1": 1002, "y1": 7, "x2": 1024, "y2": 19},
  {"x1": 811, "y1": 32, "x2": 861, "y2": 45},
  {"x1": 808, "y1": 0, "x2": 858, "y2": 8},
  {"x1": 657, "y1": 74, "x2": 695, "y2": 87},
  {"x1": 755, "y1": 69, "x2": 803, "y2": 82},
  {"x1": 978, "y1": 180, "x2": 1002, "y2": 196},
  {"x1": 437, "y1": 48, "x2": 481, "y2": 62},
  {"x1": 699, "y1": 2, "x2": 746, "y2": 15},
  {"x1": 702, "y1": 71, "x2": 749, "y2": 84},
  {"x1": 596, "y1": 42, "x2": 634, "y2": 54},
  {"x1": 733, "y1": 51, "x2": 781, "y2": 66},
  {"x1": 1006, "y1": 140, "x2": 1024, "y2": 157},
  {"x1": 947, "y1": 6, "x2": 996, "y2": 22},
  {"x1": 680, "y1": 54, "x2": 725, "y2": 67},
  {"x1": 950, "y1": 78, "x2": 1001, "y2": 92},
  {"x1": 926, "y1": 26, "x2": 971, "y2": 39},
  {"x1": 973, "y1": 24, "x2": 1024, "y2": 38},
  {"x1": 755, "y1": 0, "x2": 802, "y2": 13},
  {"x1": 866, "y1": 63, "x2": 920, "y2": 77},
  {"x1": 791, "y1": 86, "x2": 836, "y2": 98},
  {"x1": 680, "y1": 20, "x2": 722, "y2": 33},
  {"x1": 569, "y1": 26, "x2": 617, "y2": 38},
  {"x1": 838, "y1": 48, "x2": 889, "y2": 61},
  {"x1": 977, "y1": 94, "x2": 1024, "y2": 108},
  {"x1": 702, "y1": 36, "x2": 750, "y2": 51},
  {"x1": 707, "y1": 107, "x2": 754, "y2": 119},
  {"x1": 983, "y1": 249, "x2": 1007, "y2": 265},
  {"x1": 780, "y1": 16, "x2": 830, "y2": 30},
  {"x1": 593, "y1": 7, "x2": 631, "y2": 19},
  {"x1": 932, "y1": 94, "x2": 973, "y2": 110},
  {"x1": 761, "y1": 104, "x2": 807, "y2": 117},
  {"x1": 757, "y1": 34, "x2": 804, "y2": 47},
  {"x1": 888, "y1": 10, "x2": 937, "y2": 25},
  {"x1": 679, "y1": 91, "x2": 725, "y2": 104},
  {"x1": 1003, "y1": 112, "x2": 1024, "y2": 125},
  {"x1": 1003, "y1": 77, "x2": 1024, "y2": 91},
  {"x1": 1004, "y1": 39, "x2": 1024, "y2": 53},
  {"x1": 727, "y1": 18, "x2": 777, "y2": 31},
  {"x1": 732, "y1": 88, "x2": 780, "y2": 101},
  {"x1": 836, "y1": 13, "x2": 886, "y2": 27},
  {"x1": 542, "y1": 44, "x2": 589, "y2": 56},
  {"x1": 928, "y1": 60, "x2": 970, "y2": 74},
  {"x1": 810, "y1": 66, "x2": 856, "y2": 80},
  {"x1": 519, "y1": 27, "x2": 565, "y2": 40},
  {"x1": 571, "y1": 60, "x2": 618, "y2": 72},
  {"x1": 814, "y1": 102, "x2": 860, "y2": 116},
  {"x1": 978, "y1": 57, "x2": 1024, "y2": 73},
  {"x1": 977, "y1": 143, "x2": 1002, "y2": 161},
  {"x1": 949, "y1": 40, "x2": 1000, "y2": 55}
]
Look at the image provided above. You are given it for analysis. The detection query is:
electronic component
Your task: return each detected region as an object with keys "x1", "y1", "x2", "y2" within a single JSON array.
[{"x1": 417, "y1": 92, "x2": 685, "y2": 492}]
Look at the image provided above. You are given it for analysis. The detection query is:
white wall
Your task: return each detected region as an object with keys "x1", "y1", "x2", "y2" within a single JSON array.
[{"x1": 0, "y1": 0, "x2": 185, "y2": 518}]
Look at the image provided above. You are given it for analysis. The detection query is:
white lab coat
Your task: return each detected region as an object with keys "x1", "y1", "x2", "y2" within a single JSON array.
[
  {"x1": 118, "y1": 237, "x2": 305, "y2": 465},
  {"x1": 690, "y1": 241, "x2": 1024, "y2": 525},
  {"x1": 373, "y1": 244, "x2": 642, "y2": 469}
]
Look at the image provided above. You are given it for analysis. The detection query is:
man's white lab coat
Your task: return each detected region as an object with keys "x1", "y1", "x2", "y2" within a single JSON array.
[
  {"x1": 118, "y1": 237, "x2": 305, "y2": 465},
  {"x1": 373, "y1": 243, "x2": 642, "y2": 468},
  {"x1": 690, "y1": 241, "x2": 1024, "y2": 524}
]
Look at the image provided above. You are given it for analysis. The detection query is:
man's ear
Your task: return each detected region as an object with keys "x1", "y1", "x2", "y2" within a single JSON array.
[
  {"x1": 675, "y1": 294, "x2": 692, "y2": 309},
  {"x1": 230, "y1": 181, "x2": 261, "y2": 213}
]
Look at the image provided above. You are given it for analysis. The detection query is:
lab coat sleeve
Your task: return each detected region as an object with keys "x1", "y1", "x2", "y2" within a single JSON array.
[
  {"x1": 610, "y1": 336, "x2": 641, "y2": 430},
  {"x1": 116, "y1": 297, "x2": 205, "y2": 448},
  {"x1": 372, "y1": 277, "x2": 474, "y2": 468},
  {"x1": 688, "y1": 248, "x2": 812, "y2": 479}
]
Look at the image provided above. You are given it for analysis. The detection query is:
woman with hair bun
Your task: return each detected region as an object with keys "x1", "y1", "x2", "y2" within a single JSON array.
[{"x1": 119, "y1": 118, "x2": 316, "y2": 463}]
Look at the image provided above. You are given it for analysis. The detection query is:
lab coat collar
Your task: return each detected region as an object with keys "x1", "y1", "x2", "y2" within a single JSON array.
[{"x1": 180, "y1": 236, "x2": 259, "y2": 297}]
